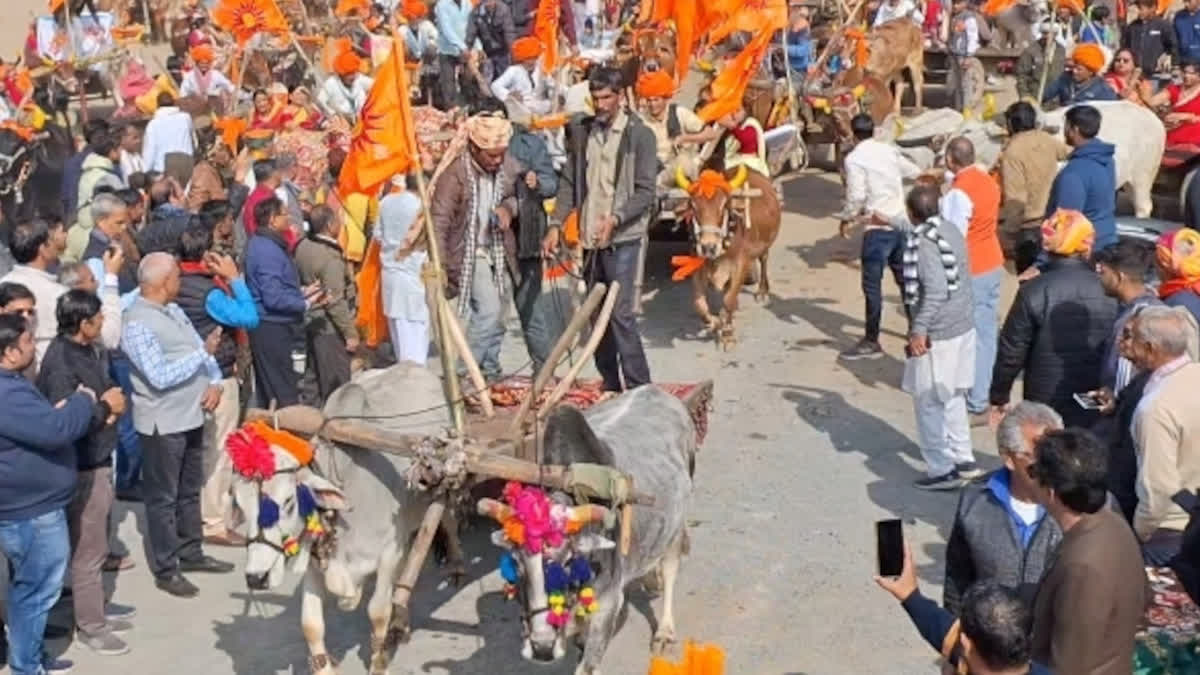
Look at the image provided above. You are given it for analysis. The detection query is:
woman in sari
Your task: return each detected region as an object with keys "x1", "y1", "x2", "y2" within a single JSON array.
[
  {"x1": 247, "y1": 88, "x2": 284, "y2": 130},
  {"x1": 280, "y1": 86, "x2": 324, "y2": 131},
  {"x1": 1156, "y1": 228, "x2": 1200, "y2": 325},
  {"x1": 1104, "y1": 49, "x2": 1152, "y2": 106},
  {"x1": 1147, "y1": 60, "x2": 1200, "y2": 146}
]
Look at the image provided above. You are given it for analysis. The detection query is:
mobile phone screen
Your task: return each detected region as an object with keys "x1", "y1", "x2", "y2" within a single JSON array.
[
  {"x1": 1073, "y1": 392, "x2": 1103, "y2": 410},
  {"x1": 876, "y1": 519, "x2": 904, "y2": 577}
]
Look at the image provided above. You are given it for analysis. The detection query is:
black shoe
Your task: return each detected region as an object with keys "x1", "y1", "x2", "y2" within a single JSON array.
[
  {"x1": 179, "y1": 555, "x2": 234, "y2": 574},
  {"x1": 839, "y1": 339, "x2": 883, "y2": 360},
  {"x1": 43, "y1": 624, "x2": 71, "y2": 640},
  {"x1": 914, "y1": 470, "x2": 965, "y2": 491},
  {"x1": 955, "y1": 461, "x2": 984, "y2": 480},
  {"x1": 154, "y1": 573, "x2": 199, "y2": 598}
]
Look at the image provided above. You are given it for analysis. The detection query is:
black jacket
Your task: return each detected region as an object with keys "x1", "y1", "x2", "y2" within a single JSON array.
[
  {"x1": 82, "y1": 229, "x2": 137, "y2": 294},
  {"x1": 508, "y1": 127, "x2": 558, "y2": 260},
  {"x1": 943, "y1": 472, "x2": 1062, "y2": 616},
  {"x1": 1122, "y1": 17, "x2": 1176, "y2": 73},
  {"x1": 990, "y1": 256, "x2": 1118, "y2": 427},
  {"x1": 465, "y1": 1, "x2": 515, "y2": 58},
  {"x1": 137, "y1": 204, "x2": 192, "y2": 256},
  {"x1": 35, "y1": 336, "x2": 116, "y2": 470},
  {"x1": 176, "y1": 269, "x2": 239, "y2": 377},
  {"x1": 1109, "y1": 370, "x2": 1151, "y2": 523}
]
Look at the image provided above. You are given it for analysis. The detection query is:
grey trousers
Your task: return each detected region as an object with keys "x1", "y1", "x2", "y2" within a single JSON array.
[{"x1": 68, "y1": 466, "x2": 114, "y2": 634}]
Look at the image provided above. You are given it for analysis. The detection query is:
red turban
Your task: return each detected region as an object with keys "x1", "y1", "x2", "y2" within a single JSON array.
[
  {"x1": 635, "y1": 70, "x2": 676, "y2": 99},
  {"x1": 512, "y1": 37, "x2": 540, "y2": 62},
  {"x1": 1071, "y1": 44, "x2": 1105, "y2": 73},
  {"x1": 190, "y1": 45, "x2": 215, "y2": 65},
  {"x1": 333, "y1": 51, "x2": 363, "y2": 77}
]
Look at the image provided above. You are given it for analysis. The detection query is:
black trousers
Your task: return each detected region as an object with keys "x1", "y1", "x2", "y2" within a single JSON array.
[
  {"x1": 251, "y1": 321, "x2": 300, "y2": 408},
  {"x1": 584, "y1": 241, "x2": 651, "y2": 392},
  {"x1": 306, "y1": 329, "x2": 351, "y2": 404},
  {"x1": 140, "y1": 427, "x2": 205, "y2": 578},
  {"x1": 437, "y1": 54, "x2": 462, "y2": 110}
]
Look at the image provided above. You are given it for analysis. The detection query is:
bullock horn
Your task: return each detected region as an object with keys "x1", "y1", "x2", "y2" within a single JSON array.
[
  {"x1": 728, "y1": 165, "x2": 749, "y2": 191},
  {"x1": 570, "y1": 504, "x2": 612, "y2": 524},
  {"x1": 675, "y1": 165, "x2": 693, "y2": 192},
  {"x1": 477, "y1": 498, "x2": 514, "y2": 522}
]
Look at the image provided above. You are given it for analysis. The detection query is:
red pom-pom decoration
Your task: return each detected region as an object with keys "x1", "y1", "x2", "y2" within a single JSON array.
[{"x1": 227, "y1": 424, "x2": 276, "y2": 480}]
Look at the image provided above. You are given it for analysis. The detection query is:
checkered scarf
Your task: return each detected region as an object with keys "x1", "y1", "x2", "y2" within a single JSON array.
[
  {"x1": 455, "y1": 157, "x2": 509, "y2": 318},
  {"x1": 903, "y1": 217, "x2": 960, "y2": 307}
]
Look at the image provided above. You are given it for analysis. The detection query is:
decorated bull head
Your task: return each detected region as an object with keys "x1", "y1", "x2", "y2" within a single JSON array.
[
  {"x1": 635, "y1": 24, "x2": 677, "y2": 77},
  {"x1": 227, "y1": 423, "x2": 346, "y2": 590},
  {"x1": 0, "y1": 127, "x2": 36, "y2": 204},
  {"x1": 478, "y1": 483, "x2": 614, "y2": 664},
  {"x1": 676, "y1": 165, "x2": 749, "y2": 259}
]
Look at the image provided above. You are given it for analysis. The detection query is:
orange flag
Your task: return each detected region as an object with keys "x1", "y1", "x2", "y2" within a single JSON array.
[
  {"x1": 697, "y1": 29, "x2": 773, "y2": 123},
  {"x1": 212, "y1": 0, "x2": 292, "y2": 46},
  {"x1": 355, "y1": 239, "x2": 390, "y2": 348},
  {"x1": 534, "y1": 0, "x2": 560, "y2": 75},
  {"x1": 337, "y1": 34, "x2": 418, "y2": 199},
  {"x1": 704, "y1": 0, "x2": 786, "y2": 49}
]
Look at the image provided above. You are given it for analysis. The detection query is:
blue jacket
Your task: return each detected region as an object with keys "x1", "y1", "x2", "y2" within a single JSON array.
[
  {"x1": 1046, "y1": 139, "x2": 1117, "y2": 251},
  {"x1": 901, "y1": 591, "x2": 1054, "y2": 674},
  {"x1": 245, "y1": 230, "x2": 307, "y2": 324},
  {"x1": 1042, "y1": 74, "x2": 1118, "y2": 107},
  {"x1": 1176, "y1": 8, "x2": 1200, "y2": 62},
  {"x1": 0, "y1": 368, "x2": 93, "y2": 521},
  {"x1": 785, "y1": 30, "x2": 815, "y2": 74}
]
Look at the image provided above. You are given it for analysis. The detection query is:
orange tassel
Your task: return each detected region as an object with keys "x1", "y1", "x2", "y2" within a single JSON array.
[
  {"x1": 245, "y1": 421, "x2": 314, "y2": 466},
  {"x1": 671, "y1": 255, "x2": 707, "y2": 281},
  {"x1": 648, "y1": 641, "x2": 725, "y2": 675},
  {"x1": 562, "y1": 210, "x2": 580, "y2": 247}
]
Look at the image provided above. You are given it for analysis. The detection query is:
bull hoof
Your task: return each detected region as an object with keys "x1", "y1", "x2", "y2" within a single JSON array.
[
  {"x1": 651, "y1": 630, "x2": 677, "y2": 655},
  {"x1": 753, "y1": 289, "x2": 769, "y2": 303},
  {"x1": 445, "y1": 563, "x2": 467, "y2": 588},
  {"x1": 388, "y1": 613, "x2": 412, "y2": 645},
  {"x1": 309, "y1": 653, "x2": 337, "y2": 675},
  {"x1": 718, "y1": 326, "x2": 736, "y2": 351}
]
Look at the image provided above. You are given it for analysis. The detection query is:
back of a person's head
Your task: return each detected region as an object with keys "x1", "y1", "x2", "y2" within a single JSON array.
[
  {"x1": 0, "y1": 282, "x2": 33, "y2": 308},
  {"x1": 199, "y1": 199, "x2": 232, "y2": 228},
  {"x1": 1065, "y1": 105, "x2": 1102, "y2": 139},
  {"x1": 9, "y1": 220, "x2": 50, "y2": 265},
  {"x1": 906, "y1": 184, "x2": 941, "y2": 222},
  {"x1": 1092, "y1": 238, "x2": 1155, "y2": 282},
  {"x1": 115, "y1": 188, "x2": 142, "y2": 209},
  {"x1": 253, "y1": 197, "x2": 282, "y2": 230},
  {"x1": 178, "y1": 223, "x2": 213, "y2": 263},
  {"x1": 90, "y1": 126, "x2": 123, "y2": 158},
  {"x1": 55, "y1": 289, "x2": 101, "y2": 337},
  {"x1": 308, "y1": 205, "x2": 335, "y2": 236},
  {"x1": 1005, "y1": 101, "x2": 1038, "y2": 134},
  {"x1": 1032, "y1": 428, "x2": 1109, "y2": 514},
  {"x1": 947, "y1": 136, "x2": 975, "y2": 167},
  {"x1": 156, "y1": 92, "x2": 176, "y2": 108},
  {"x1": 960, "y1": 582, "x2": 1033, "y2": 672},
  {"x1": 253, "y1": 159, "x2": 278, "y2": 183},
  {"x1": 82, "y1": 119, "x2": 110, "y2": 146},
  {"x1": 850, "y1": 113, "x2": 874, "y2": 141},
  {"x1": 1092, "y1": 4, "x2": 1110, "y2": 19},
  {"x1": 127, "y1": 172, "x2": 150, "y2": 192}
]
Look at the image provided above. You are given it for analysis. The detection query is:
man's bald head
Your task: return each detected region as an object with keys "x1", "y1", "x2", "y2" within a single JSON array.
[
  {"x1": 946, "y1": 136, "x2": 975, "y2": 172},
  {"x1": 138, "y1": 252, "x2": 182, "y2": 303},
  {"x1": 906, "y1": 184, "x2": 941, "y2": 223}
]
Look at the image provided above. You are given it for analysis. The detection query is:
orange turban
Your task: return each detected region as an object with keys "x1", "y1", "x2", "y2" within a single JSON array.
[
  {"x1": 512, "y1": 36, "x2": 540, "y2": 62},
  {"x1": 401, "y1": 0, "x2": 428, "y2": 20},
  {"x1": 48, "y1": 0, "x2": 64, "y2": 12},
  {"x1": 190, "y1": 45, "x2": 215, "y2": 65},
  {"x1": 333, "y1": 50, "x2": 363, "y2": 77},
  {"x1": 1041, "y1": 209, "x2": 1094, "y2": 256},
  {"x1": 1071, "y1": 44, "x2": 1105, "y2": 73},
  {"x1": 1056, "y1": 0, "x2": 1085, "y2": 12},
  {"x1": 635, "y1": 70, "x2": 676, "y2": 99}
]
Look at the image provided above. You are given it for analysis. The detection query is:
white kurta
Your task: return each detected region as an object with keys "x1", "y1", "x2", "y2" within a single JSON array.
[
  {"x1": 317, "y1": 75, "x2": 375, "y2": 118},
  {"x1": 490, "y1": 65, "x2": 555, "y2": 116}
]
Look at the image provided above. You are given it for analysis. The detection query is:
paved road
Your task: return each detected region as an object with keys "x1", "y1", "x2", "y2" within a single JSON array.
[{"x1": 6, "y1": 168, "x2": 1016, "y2": 675}]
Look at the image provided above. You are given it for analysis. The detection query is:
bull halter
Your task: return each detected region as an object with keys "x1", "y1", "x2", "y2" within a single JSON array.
[{"x1": 0, "y1": 146, "x2": 32, "y2": 203}]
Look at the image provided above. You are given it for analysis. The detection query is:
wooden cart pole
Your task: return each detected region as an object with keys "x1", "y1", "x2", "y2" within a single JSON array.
[
  {"x1": 806, "y1": 0, "x2": 869, "y2": 83},
  {"x1": 63, "y1": 0, "x2": 90, "y2": 127},
  {"x1": 438, "y1": 293, "x2": 494, "y2": 418},
  {"x1": 1035, "y1": 13, "x2": 1060, "y2": 105},
  {"x1": 390, "y1": 500, "x2": 446, "y2": 613}
]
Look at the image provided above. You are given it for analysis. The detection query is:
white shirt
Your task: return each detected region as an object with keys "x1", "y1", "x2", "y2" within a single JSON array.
[
  {"x1": 840, "y1": 138, "x2": 921, "y2": 221},
  {"x1": 873, "y1": 0, "x2": 924, "y2": 27},
  {"x1": 490, "y1": 65, "x2": 554, "y2": 116},
  {"x1": 180, "y1": 68, "x2": 236, "y2": 99},
  {"x1": 0, "y1": 265, "x2": 67, "y2": 368},
  {"x1": 142, "y1": 107, "x2": 195, "y2": 173},
  {"x1": 939, "y1": 171, "x2": 972, "y2": 237},
  {"x1": 952, "y1": 14, "x2": 980, "y2": 56},
  {"x1": 119, "y1": 149, "x2": 144, "y2": 179},
  {"x1": 318, "y1": 75, "x2": 375, "y2": 118}
]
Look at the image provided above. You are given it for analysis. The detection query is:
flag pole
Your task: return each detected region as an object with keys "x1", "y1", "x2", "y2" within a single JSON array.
[{"x1": 394, "y1": 36, "x2": 467, "y2": 435}]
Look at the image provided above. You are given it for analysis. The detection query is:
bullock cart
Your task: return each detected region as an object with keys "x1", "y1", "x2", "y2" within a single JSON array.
[
  {"x1": 922, "y1": 45, "x2": 1022, "y2": 85},
  {"x1": 1156, "y1": 143, "x2": 1200, "y2": 211},
  {"x1": 240, "y1": 281, "x2": 714, "y2": 657}
]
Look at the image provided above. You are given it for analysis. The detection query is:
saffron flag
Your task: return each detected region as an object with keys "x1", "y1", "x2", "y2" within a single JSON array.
[
  {"x1": 697, "y1": 28, "x2": 773, "y2": 123},
  {"x1": 337, "y1": 33, "x2": 418, "y2": 198},
  {"x1": 212, "y1": 0, "x2": 291, "y2": 46},
  {"x1": 534, "y1": 0, "x2": 561, "y2": 75},
  {"x1": 704, "y1": 0, "x2": 786, "y2": 49}
]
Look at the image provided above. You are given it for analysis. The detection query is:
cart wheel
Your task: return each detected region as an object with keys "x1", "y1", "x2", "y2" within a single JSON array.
[{"x1": 1181, "y1": 166, "x2": 1200, "y2": 216}]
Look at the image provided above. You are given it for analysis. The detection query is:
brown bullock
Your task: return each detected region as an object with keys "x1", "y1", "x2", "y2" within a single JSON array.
[
  {"x1": 677, "y1": 165, "x2": 782, "y2": 349},
  {"x1": 614, "y1": 23, "x2": 678, "y2": 88},
  {"x1": 858, "y1": 19, "x2": 924, "y2": 114}
]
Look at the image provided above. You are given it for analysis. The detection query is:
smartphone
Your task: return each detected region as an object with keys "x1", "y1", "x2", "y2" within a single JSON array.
[
  {"x1": 876, "y1": 519, "x2": 904, "y2": 577},
  {"x1": 1073, "y1": 392, "x2": 1104, "y2": 410}
]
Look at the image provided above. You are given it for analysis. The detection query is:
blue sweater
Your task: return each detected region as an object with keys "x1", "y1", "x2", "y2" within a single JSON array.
[
  {"x1": 1045, "y1": 139, "x2": 1118, "y2": 251},
  {"x1": 0, "y1": 368, "x2": 94, "y2": 521},
  {"x1": 245, "y1": 231, "x2": 307, "y2": 324}
]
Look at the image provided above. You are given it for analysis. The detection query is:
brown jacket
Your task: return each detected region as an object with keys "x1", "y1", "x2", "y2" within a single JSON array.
[
  {"x1": 998, "y1": 129, "x2": 1070, "y2": 245},
  {"x1": 1031, "y1": 508, "x2": 1146, "y2": 675},
  {"x1": 293, "y1": 235, "x2": 356, "y2": 340},
  {"x1": 429, "y1": 153, "x2": 520, "y2": 300},
  {"x1": 186, "y1": 160, "x2": 227, "y2": 212}
]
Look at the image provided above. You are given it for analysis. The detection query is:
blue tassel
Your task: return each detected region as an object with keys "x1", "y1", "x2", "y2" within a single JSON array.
[
  {"x1": 569, "y1": 557, "x2": 592, "y2": 586},
  {"x1": 544, "y1": 561, "x2": 568, "y2": 593},
  {"x1": 296, "y1": 484, "x2": 318, "y2": 518},
  {"x1": 258, "y1": 496, "x2": 280, "y2": 528},
  {"x1": 499, "y1": 551, "x2": 520, "y2": 584}
]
